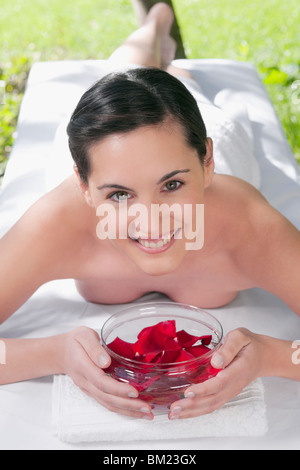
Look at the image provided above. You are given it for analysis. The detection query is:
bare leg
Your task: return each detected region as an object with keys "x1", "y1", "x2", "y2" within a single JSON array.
[
  {"x1": 109, "y1": 2, "x2": 192, "y2": 78},
  {"x1": 109, "y1": 3, "x2": 174, "y2": 68},
  {"x1": 131, "y1": 0, "x2": 187, "y2": 60}
]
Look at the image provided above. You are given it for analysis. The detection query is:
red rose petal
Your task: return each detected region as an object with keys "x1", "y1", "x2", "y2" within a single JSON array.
[
  {"x1": 199, "y1": 335, "x2": 212, "y2": 345},
  {"x1": 142, "y1": 352, "x2": 160, "y2": 363},
  {"x1": 174, "y1": 349, "x2": 196, "y2": 363},
  {"x1": 107, "y1": 337, "x2": 135, "y2": 359},
  {"x1": 164, "y1": 337, "x2": 181, "y2": 351},
  {"x1": 176, "y1": 329, "x2": 201, "y2": 347},
  {"x1": 134, "y1": 320, "x2": 177, "y2": 355},
  {"x1": 137, "y1": 320, "x2": 176, "y2": 341},
  {"x1": 186, "y1": 344, "x2": 211, "y2": 358},
  {"x1": 158, "y1": 349, "x2": 181, "y2": 364}
]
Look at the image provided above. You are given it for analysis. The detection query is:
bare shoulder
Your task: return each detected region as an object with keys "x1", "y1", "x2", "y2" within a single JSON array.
[
  {"x1": 23, "y1": 175, "x2": 93, "y2": 237},
  {"x1": 212, "y1": 174, "x2": 299, "y2": 254},
  {"x1": 24, "y1": 175, "x2": 97, "y2": 265},
  {"x1": 209, "y1": 174, "x2": 266, "y2": 206},
  {"x1": 35, "y1": 175, "x2": 88, "y2": 218},
  {"x1": 211, "y1": 175, "x2": 300, "y2": 313},
  {"x1": 206, "y1": 175, "x2": 271, "y2": 245}
]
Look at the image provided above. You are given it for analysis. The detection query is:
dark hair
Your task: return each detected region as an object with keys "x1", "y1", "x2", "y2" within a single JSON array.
[{"x1": 67, "y1": 67, "x2": 207, "y2": 182}]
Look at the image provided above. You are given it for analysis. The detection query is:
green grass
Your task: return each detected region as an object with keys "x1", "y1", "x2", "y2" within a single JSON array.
[
  {"x1": 1, "y1": 0, "x2": 300, "y2": 178},
  {"x1": 173, "y1": 0, "x2": 300, "y2": 165}
]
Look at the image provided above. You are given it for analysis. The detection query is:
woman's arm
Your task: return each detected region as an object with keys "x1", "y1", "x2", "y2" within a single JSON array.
[
  {"x1": 0, "y1": 327, "x2": 153, "y2": 418},
  {"x1": 0, "y1": 335, "x2": 64, "y2": 383}
]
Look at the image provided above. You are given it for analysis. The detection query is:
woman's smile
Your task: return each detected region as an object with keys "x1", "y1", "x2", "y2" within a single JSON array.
[{"x1": 129, "y1": 228, "x2": 181, "y2": 253}]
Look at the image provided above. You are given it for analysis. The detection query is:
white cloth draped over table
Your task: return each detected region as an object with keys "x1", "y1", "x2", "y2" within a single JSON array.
[{"x1": 0, "y1": 59, "x2": 300, "y2": 450}]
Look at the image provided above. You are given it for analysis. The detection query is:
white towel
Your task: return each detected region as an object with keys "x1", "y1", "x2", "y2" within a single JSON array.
[
  {"x1": 178, "y1": 76, "x2": 262, "y2": 190},
  {"x1": 52, "y1": 374, "x2": 268, "y2": 444}
]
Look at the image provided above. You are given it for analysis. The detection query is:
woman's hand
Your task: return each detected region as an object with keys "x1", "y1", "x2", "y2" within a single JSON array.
[
  {"x1": 168, "y1": 328, "x2": 268, "y2": 420},
  {"x1": 60, "y1": 326, "x2": 154, "y2": 419}
]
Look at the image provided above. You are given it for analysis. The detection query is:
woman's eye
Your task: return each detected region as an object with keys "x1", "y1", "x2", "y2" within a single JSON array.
[
  {"x1": 164, "y1": 180, "x2": 182, "y2": 192},
  {"x1": 110, "y1": 191, "x2": 131, "y2": 202}
]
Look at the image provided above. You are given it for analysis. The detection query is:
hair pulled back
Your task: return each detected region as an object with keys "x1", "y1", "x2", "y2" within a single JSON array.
[{"x1": 67, "y1": 67, "x2": 207, "y2": 182}]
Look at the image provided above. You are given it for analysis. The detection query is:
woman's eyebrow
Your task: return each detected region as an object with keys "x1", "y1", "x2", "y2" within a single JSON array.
[
  {"x1": 156, "y1": 169, "x2": 191, "y2": 184},
  {"x1": 97, "y1": 183, "x2": 134, "y2": 191}
]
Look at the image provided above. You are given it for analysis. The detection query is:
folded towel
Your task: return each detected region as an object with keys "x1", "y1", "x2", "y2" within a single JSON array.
[{"x1": 52, "y1": 375, "x2": 268, "y2": 444}]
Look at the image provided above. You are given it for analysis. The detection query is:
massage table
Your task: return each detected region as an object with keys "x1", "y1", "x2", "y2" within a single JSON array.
[{"x1": 0, "y1": 58, "x2": 299, "y2": 450}]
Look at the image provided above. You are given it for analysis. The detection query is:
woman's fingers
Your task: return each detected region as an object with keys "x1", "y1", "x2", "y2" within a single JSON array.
[
  {"x1": 169, "y1": 368, "x2": 242, "y2": 419},
  {"x1": 73, "y1": 365, "x2": 154, "y2": 418},
  {"x1": 211, "y1": 328, "x2": 251, "y2": 369},
  {"x1": 64, "y1": 326, "x2": 153, "y2": 419},
  {"x1": 69, "y1": 327, "x2": 141, "y2": 398},
  {"x1": 71, "y1": 326, "x2": 111, "y2": 368},
  {"x1": 169, "y1": 328, "x2": 260, "y2": 420},
  {"x1": 77, "y1": 377, "x2": 153, "y2": 419}
]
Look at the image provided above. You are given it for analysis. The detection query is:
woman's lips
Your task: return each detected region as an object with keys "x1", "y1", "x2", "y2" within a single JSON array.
[{"x1": 130, "y1": 229, "x2": 180, "y2": 254}]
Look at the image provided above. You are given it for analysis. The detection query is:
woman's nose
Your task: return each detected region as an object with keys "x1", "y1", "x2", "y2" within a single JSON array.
[{"x1": 127, "y1": 199, "x2": 180, "y2": 239}]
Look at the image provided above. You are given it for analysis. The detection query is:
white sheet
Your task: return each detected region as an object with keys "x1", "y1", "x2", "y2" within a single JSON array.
[{"x1": 0, "y1": 59, "x2": 300, "y2": 450}]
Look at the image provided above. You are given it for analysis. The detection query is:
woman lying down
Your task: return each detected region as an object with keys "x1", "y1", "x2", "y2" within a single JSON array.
[{"x1": 0, "y1": 3, "x2": 299, "y2": 421}]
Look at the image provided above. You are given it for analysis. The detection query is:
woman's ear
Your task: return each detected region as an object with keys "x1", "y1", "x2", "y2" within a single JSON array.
[
  {"x1": 73, "y1": 165, "x2": 94, "y2": 208},
  {"x1": 204, "y1": 138, "x2": 214, "y2": 188}
]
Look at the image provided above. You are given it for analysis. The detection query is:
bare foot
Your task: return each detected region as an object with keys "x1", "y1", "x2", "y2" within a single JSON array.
[{"x1": 143, "y1": 3, "x2": 177, "y2": 67}]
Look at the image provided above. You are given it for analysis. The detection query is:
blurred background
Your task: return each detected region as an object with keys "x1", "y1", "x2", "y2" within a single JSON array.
[{"x1": 1, "y1": 0, "x2": 300, "y2": 181}]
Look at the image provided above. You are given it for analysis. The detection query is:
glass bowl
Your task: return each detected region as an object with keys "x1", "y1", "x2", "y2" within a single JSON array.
[{"x1": 101, "y1": 302, "x2": 223, "y2": 410}]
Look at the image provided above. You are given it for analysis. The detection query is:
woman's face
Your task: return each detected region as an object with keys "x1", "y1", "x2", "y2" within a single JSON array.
[{"x1": 78, "y1": 120, "x2": 214, "y2": 276}]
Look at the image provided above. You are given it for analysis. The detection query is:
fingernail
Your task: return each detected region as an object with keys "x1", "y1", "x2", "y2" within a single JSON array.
[
  {"x1": 169, "y1": 413, "x2": 180, "y2": 420},
  {"x1": 169, "y1": 405, "x2": 182, "y2": 420},
  {"x1": 140, "y1": 406, "x2": 151, "y2": 414},
  {"x1": 128, "y1": 391, "x2": 138, "y2": 398},
  {"x1": 212, "y1": 353, "x2": 224, "y2": 368},
  {"x1": 98, "y1": 353, "x2": 110, "y2": 367},
  {"x1": 171, "y1": 406, "x2": 182, "y2": 414},
  {"x1": 142, "y1": 414, "x2": 152, "y2": 420},
  {"x1": 185, "y1": 391, "x2": 195, "y2": 399}
]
